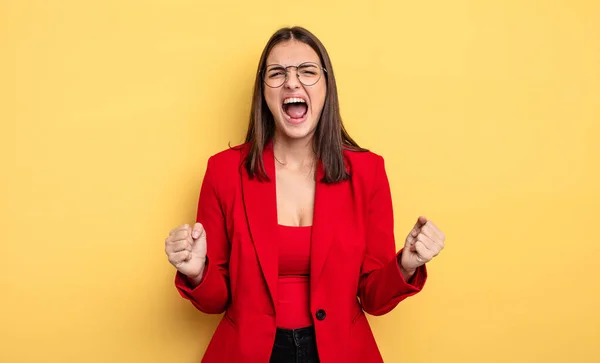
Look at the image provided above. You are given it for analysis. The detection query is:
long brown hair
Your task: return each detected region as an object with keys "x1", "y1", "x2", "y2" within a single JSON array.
[{"x1": 243, "y1": 26, "x2": 367, "y2": 183}]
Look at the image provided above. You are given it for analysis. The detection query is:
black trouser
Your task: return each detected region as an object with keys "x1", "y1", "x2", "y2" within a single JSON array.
[{"x1": 269, "y1": 326, "x2": 320, "y2": 363}]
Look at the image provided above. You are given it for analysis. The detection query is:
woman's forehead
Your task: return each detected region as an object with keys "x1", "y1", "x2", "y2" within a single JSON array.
[{"x1": 266, "y1": 40, "x2": 321, "y2": 66}]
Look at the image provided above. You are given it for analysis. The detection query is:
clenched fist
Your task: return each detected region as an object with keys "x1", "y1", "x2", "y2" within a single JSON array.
[
  {"x1": 165, "y1": 223, "x2": 207, "y2": 283},
  {"x1": 401, "y1": 216, "x2": 445, "y2": 272}
]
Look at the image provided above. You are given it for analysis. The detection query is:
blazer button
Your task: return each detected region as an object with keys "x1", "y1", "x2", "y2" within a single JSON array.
[{"x1": 315, "y1": 309, "x2": 326, "y2": 321}]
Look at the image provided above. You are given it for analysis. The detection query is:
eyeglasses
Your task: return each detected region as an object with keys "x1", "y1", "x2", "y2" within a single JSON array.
[{"x1": 262, "y1": 62, "x2": 327, "y2": 88}]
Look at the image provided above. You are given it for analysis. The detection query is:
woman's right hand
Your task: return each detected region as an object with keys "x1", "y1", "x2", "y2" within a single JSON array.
[{"x1": 165, "y1": 223, "x2": 207, "y2": 283}]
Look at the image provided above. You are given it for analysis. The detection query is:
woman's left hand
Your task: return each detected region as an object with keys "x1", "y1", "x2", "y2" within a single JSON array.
[{"x1": 400, "y1": 216, "x2": 445, "y2": 272}]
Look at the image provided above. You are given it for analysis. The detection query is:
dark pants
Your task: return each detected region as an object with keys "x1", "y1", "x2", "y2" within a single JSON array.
[{"x1": 269, "y1": 326, "x2": 320, "y2": 363}]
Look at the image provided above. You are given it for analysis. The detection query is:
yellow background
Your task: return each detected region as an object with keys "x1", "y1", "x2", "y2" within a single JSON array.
[{"x1": 2, "y1": 0, "x2": 599, "y2": 362}]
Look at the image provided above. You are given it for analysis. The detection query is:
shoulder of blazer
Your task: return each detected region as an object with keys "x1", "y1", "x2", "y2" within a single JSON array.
[
  {"x1": 343, "y1": 147, "x2": 386, "y2": 188},
  {"x1": 205, "y1": 142, "x2": 249, "y2": 174},
  {"x1": 200, "y1": 143, "x2": 249, "y2": 201}
]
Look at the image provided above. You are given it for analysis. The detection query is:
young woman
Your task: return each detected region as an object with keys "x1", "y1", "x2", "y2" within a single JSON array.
[{"x1": 164, "y1": 26, "x2": 446, "y2": 363}]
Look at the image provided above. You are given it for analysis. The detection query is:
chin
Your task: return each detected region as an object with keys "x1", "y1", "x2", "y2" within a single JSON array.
[
  {"x1": 276, "y1": 119, "x2": 317, "y2": 141},
  {"x1": 287, "y1": 130, "x2": 314, "y2": 140},
  {"x1": 280, "y1": 128, "x2": 314, "y2": 140}
]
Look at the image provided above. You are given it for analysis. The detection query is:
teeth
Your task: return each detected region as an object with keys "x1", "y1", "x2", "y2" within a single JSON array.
[{"x1": 283, "y1": 97, "x2": 306, "y2": 104}]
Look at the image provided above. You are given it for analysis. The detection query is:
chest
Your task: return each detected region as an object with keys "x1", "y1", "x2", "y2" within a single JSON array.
[{"x1": 275, "y1": 166, "x2": 315, "y2": 227}]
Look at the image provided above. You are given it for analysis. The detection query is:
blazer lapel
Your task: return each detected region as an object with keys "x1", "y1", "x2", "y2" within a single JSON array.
[
  {"x1": 240, "y1": 144, "x2": 278, "y2": 313},
  {"x1": 310, "y1": 160, "x2": 346, "y2": 295}
]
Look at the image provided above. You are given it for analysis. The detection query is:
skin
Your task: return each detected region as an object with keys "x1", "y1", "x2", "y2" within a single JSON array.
[
  {"x1": 262, "y1": 40, "x2": 327, "y2": 228},
  {"x1": 263, "y1": 40, "x2": 326, "y2": 144}
]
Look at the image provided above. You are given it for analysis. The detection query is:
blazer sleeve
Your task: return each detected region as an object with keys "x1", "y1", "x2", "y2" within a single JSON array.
[
  {"x1": 174, "y1": 156, "x2": 231, "y2": 314},
  {"x1": 357, "y1": 155, "x2": 427, "y2": 316}
]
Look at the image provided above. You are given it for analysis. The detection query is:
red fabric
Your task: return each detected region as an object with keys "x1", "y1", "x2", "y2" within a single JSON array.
[
  {"x1": 276, "y1": 225, "x2": 313, "y2": 329},
  {"x1": 174, "y1": 142, "x2": 427, "y2": 363}
]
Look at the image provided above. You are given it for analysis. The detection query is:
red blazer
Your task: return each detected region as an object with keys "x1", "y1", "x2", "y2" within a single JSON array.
[{"x1": 175, "y1": 142, "x2": 427, "y2": 363}]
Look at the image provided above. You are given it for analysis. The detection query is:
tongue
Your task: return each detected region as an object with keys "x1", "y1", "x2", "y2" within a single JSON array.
[{"x1": 286, "y1": 104, "x2": 307, "y2": 118}]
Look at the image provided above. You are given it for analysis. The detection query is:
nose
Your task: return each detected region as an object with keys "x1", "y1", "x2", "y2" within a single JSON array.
[{"x1": 283, "y1": 68, "x2": 301, "y2": 89}]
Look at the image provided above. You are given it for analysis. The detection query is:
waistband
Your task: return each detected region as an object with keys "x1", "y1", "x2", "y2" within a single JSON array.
[{"x1": 275, "y1": 326, "x2": 315, "y2": 342}]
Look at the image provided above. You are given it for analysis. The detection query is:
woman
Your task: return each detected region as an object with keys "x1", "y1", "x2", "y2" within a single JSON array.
[{"x1": 164, "y1": 26, "x2": 445, "y2": 363}]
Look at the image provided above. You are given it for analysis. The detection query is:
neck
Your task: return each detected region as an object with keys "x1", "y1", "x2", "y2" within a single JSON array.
[{"x1": 272, "y1": 133, "x2": 316, "y2": 170}]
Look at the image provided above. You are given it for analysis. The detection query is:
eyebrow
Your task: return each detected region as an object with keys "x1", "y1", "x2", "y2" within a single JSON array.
[{"x1": 265, "y1": 62, "x2": 321, "y2": 68}]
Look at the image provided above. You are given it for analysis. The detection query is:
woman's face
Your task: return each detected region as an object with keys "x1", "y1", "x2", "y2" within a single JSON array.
[{"x1": 263, "y1": 40, "x2": 327, "y2": 143}]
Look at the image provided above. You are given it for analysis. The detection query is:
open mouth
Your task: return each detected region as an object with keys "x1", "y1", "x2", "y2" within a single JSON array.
[{"x1": 282, "y1": 97, "x2": 308, "y2": 121}]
